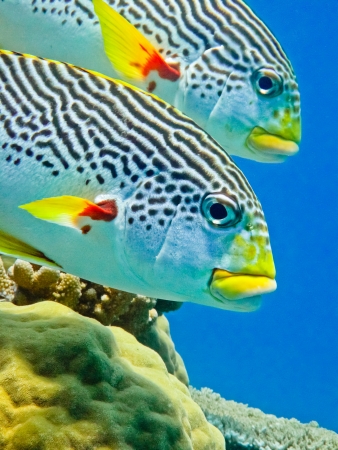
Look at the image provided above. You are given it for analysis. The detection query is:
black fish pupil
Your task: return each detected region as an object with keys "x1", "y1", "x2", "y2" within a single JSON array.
[
  {"x1": 259, "y1": 76, "x2": 273, "y2": 90},
  {"x1": 210, "y1": 203, "x2": 228, "y2": 220}
]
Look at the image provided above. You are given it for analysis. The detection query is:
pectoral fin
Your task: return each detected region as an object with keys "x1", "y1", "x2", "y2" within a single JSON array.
[
  {"x1": 19, "y1": 196, "x2": 118, "y2": 230},
  {"x1": 0, "y1": 230, "x2": 61, "y2": 268},
  {"x1": 93, "y1": 0, "x2": 180, "y2": 81}
]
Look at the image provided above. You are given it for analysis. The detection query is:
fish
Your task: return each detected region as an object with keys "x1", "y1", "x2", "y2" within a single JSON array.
[
  {"x1": 0, "y1": 50, "x2": 276, "y2": 311},
  {"x1": 0, "y1": 0, "x2": 301, "y2": 163}
]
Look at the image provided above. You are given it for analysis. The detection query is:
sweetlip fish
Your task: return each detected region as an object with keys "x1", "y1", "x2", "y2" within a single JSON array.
[
  {"x1": 0, "y1": 50, "x2": 277, "y2": 311},
  {"x1": 0, "y1": 0, "x2": 301, "y2": 162}
]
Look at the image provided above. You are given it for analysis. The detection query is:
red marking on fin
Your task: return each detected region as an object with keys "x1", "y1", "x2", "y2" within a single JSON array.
[
  {"x1": 147, "y1": 80, "x2": 157, "y2": 92},
  {"x1": 81, "y1": 225, "x2": 92, "y2": 234},
  {"x1": 139, "y1": 44, "x2": 180, "y2": 82},
  {"x1": 79, "y1": 199, "x2": 118, "y2": 222}
]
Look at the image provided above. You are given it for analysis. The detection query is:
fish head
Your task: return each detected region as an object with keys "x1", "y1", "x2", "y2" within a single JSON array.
[
  {"x1": 122, "y1": 159, "x2": 276, "y2": 311},
  {"x1": 204, "y1": 47, "x2": 301, "y2": 163},
  {"x1": 190, "y1": 27, "x2": 301, "y2": 163}
]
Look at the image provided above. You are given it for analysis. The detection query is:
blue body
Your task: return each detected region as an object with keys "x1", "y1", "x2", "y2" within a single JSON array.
[{"x1": 170, "y1": 0, "x2": 338, "y2": 431}]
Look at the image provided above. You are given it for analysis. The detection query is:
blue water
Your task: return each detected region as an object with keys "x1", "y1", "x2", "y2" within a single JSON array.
[{"x1": 170, "y1": 0, "x2": 338, "y2": 432}]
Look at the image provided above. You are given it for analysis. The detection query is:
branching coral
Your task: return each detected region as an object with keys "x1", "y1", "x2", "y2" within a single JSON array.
[
  {"x1": 52, "y1": 272, "x2": 82, "y2": 309},
  {"x1": 7, "y1": 259, "x2": 155, "y2": 327},
  {"x1": 8, "y1": 259, "x2": 82, "y2": 306},
  {"x1": 0, "y1": 257, "x2": 15, "y2": 301},
  {"x1": 191, "y1": 387, "x2": 338, "y2": 450},
  {"x1": 0, "y1": 301, "x2": 224, "y2": 450}
]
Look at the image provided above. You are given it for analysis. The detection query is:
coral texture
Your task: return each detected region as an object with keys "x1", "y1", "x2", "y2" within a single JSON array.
[
  {"x1": 191, "y1": 387, "x2": 338, "y2": 450},
  {"x1": 137, "y1": 314, "x2": 189, "y2": 386},
  {"x1": 0, "y1": 257, "x2": 14, "y2": 301},
  {"x1": 0, "y1": 301, "x2": 224, "y2": 450},
  {"x1": 1, "y1": 257, "x2": 188, "y2": 384}
]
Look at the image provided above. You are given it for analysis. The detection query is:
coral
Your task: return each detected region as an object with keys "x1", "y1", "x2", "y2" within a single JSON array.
[
  {"x1": 137, "y1": 314, "x2": 189, "y2": 386},
  {"x1": 7, "y1": 258, "x2": 155, "y2": 329},
  {"x1": 5, "y1": 257, "x2": 183, "y2": 327},
  {"x1": 102, "y1": 291, "x2": 156, "y2": 334},
  {"x1": 0, "y1": 257, "x2": 15, "y2": 301},
  {"x1": 52, "y1": 273, "x2": 82, "y2": 309},
  {"x1": 191, "y1": 387, "x2": 338, "y2": 450},
  {"x1": 34, "y1": 266, "x2": 61, "y2": 296},
  {"x1": 1, "y1": 256, "x2": 189, "y2": 383},
  {"x1": 11, "y1": 258, "x2": 35, "y2": 289},
  {"x1": 8, "y1": 259, "x2": 83, "y2": 306},
  {"x1": 77, "y1": 282, "x2": 147, "y2": 327},
  {"x1": 0, "y1": 301, "x2": 224, "y2": 450}
]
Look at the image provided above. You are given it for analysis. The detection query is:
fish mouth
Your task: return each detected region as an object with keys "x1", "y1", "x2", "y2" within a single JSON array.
[
  {"x1": 246, "y1": 127, "x2": 299, "y2": 162},
  {"x1": 210, "y1": 269, "x2": 277, "y2": 311}
]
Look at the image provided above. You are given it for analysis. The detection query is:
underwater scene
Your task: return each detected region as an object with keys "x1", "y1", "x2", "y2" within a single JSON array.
[
  {"x1": 170, "y1": 0, "x2": 338, "y2": 435},
  {"x1": 0, "y1": 0, "x2": 336, "y2": 448}
]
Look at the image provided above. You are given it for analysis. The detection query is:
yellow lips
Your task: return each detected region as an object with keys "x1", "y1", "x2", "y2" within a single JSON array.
[
  {"x1": 210, "y1": 269, "x2": 277, "y2": 302},
  {"x1": 247, "y1": 127, "x2": 299, "y2": 157}
]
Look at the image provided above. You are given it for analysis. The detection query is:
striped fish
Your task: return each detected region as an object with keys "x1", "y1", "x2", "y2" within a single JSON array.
[
  {"x1": 0, "y1": 51, "x2": 276, "y2": 311},
  {"x1": 0, "y1": 0, "x2": 301, "y2": 163}
]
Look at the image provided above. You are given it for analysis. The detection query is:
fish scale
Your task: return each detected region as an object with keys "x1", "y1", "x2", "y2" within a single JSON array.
[{"x1": 0, "y1": 50, "x2": 276, "y2": 310}]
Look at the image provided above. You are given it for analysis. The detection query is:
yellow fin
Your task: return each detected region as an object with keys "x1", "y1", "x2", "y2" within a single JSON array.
[
  {"x1": 93, "y1": 0, "x2": 180, "y2": 81},
  {"x1": 19, "y1": 196, "x2": 96, "y2": 229},
  {"x1": 19, "y1": 195, "x2": 118, "y2": 229},
  {"x1": 0, "y1": 230, "x2": 61, "y2": 268}
]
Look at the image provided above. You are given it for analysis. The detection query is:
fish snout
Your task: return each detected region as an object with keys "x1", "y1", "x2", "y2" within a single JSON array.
[
  {"x1": 210, "y1": 269, "x2": 276, "y2": 303},
  {"x1": 246, "y1": 105, "x2": 301, "y2": 162},
  {"x1": 246, "y1": 126, "x2": 299, "y2": 162},
  {"x1": 210, "y1": 236, "x2": 276, "y2": 310}
]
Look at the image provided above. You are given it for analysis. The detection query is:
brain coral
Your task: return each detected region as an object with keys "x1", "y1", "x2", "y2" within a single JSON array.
[
  {"x1": 191, "y1": 387, "x2": 338, "y2": 450},
  {"x1": 0, "y1": 301, "x2": 224, "y2": 450},
  {"x1": 137, "y1": 314, "x2": 189, "y2": 386}
]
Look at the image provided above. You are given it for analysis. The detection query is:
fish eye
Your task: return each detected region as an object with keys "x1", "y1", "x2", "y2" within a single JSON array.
[
  {"x1": 202, "y1": 193, "x2": 241, "y2": 227},
  {"x1": 252, "y1": 68, "x2": 283, "y2": 97}
]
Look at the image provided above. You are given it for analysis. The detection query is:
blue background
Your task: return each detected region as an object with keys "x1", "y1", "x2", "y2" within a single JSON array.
[{"x1": 170, "y1": 0, "x2": 338, "y2": 432}]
